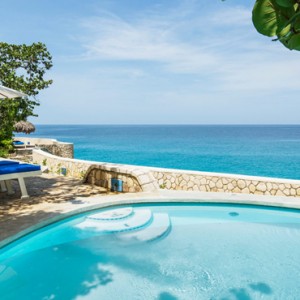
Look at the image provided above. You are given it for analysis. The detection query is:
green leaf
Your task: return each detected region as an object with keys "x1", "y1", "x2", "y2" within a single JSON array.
[
  {"x1": 293, "y1": 16, "x2": 300, "y2": 32},
  {"x1": 275, "y1": 0, "x2": 295, "y2": 8},
  {"x1": 277, "y1": 23, "x2": 291, "y2": 37},
  {"x1": 252, "y1": 0, "x2": 295, "y2": 37},
  {"x1": 288, "y1": 33, "x2": 300, "y2": 49}
]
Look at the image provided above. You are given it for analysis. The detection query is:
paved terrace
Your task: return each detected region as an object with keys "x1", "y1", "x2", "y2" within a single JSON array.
[
  {"x1": 1, "y1": 173, "x2": 300, "y2": 248},
  {"x1": 0, "y1": 174, "x2": 108, "y2": 243}
]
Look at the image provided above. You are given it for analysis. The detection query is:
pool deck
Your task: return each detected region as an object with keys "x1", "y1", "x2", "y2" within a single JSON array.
[{"x1": 1, "y1": 173, "x2": 300, "y2": 248}]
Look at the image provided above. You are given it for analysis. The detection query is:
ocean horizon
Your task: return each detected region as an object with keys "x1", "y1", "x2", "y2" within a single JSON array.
[{"x1": 16, "y1": 124, "x2": 300, "y2": 180}]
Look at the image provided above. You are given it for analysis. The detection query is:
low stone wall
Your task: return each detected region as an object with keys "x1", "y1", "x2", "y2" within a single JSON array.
[
  {"x1": 32, "y1": 149, "x2": 300, "y2": 197},
  {"x1": 16, "y1": 137, "x2": 74, "y2": 158},
  {"x1": 85, "y1": 165, "x2": 142, "y2": 193},
  {"x1": 152, "y1": 169, "x2": 300, "y2": 197},
  {"x1": 32, "y1": 150, "x2": 158, "y2": 192}
]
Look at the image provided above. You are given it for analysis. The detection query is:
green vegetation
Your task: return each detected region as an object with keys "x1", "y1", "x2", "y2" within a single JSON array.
[
  {"x1": 0, "y1": 42, "x2": 53, "y2": 156},
  {"x1": 252, "y1": 0, "x2": 300, "y2": 50}
]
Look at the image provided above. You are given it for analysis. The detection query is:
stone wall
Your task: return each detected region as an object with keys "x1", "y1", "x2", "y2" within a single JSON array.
[
  {"x1": 32, "y1": 149, "x2": 300, "y2": 197},
  {"x1": 32, "y1": 150, "x2": 158, "y2": 192},
  {"x1": 16, "y1": 137, "x2": 73, "y2": 158},
  {"x1": 85, "y1": 166, "x2": 142, "y2": 193},
  {"x1": 152, "y1": 170, "x2": 300, "y2": 197}
]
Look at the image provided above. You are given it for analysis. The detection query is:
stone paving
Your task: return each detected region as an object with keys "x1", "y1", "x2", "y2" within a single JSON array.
[{"x1": 0, "y1": 174, "x2": 109, "y2": 243}]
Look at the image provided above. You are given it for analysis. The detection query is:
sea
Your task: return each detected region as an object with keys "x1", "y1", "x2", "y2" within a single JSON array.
[{"x1": 16, "y1": 125, "x2": 300, "y2": 180}]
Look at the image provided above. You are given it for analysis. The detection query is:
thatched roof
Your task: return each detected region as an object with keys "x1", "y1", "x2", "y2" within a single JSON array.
[{"x1": 14, "y1": 121, "x2": 36, "y2": 134}]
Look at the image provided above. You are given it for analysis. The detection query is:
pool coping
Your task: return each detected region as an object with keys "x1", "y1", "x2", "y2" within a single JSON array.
[{"x1": 1, "y1": 190, "x2": 300, "y2": 249}]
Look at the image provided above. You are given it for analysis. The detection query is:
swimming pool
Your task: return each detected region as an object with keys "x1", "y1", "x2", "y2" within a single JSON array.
[{"x1": 1, "y1": 203, "x2": 300, "y2": 299}]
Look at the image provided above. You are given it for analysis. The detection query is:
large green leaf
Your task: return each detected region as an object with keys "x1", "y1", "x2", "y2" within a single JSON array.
[
  {"x1": 252, "y1": 0, "x2": 295, "y2": 37},
  {"x1": 294, "y1": 17, "x2": 300, "y2": 31},
  {"x1": 275, "y1": 0, "x2": 295, "y2": 8},
  {"x1": 279, "y1": 34, "x2": 293, "y2": 49},
  {"x1": 288, "y1": 33, "x2": 300, "y2": 49},
  {"x1": 277, "y1": 23, "x2": 291, "y2": 38}
]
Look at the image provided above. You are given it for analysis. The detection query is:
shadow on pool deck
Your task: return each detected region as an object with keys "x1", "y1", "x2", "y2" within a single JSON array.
[{"x1": 0, "y1": 174, "x2": 110, "y2": 242}]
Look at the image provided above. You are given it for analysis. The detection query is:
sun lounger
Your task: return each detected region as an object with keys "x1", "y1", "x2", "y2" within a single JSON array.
[
  {"x1": 0, "y1": 159, "x2": 20, "y2": 166},
  {"x1": 0, "y1": 163, "x2": 41, "y2": 199},
  {"x1": 0, "y1": 160, "x2": 20, "y2": 193},
  {"x1": 13, "y1": 140, "x2": 35, "y2": 149}
]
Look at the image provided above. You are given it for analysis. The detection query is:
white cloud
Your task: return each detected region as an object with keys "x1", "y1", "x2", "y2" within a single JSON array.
[
  {"x1": 80, "y1": 15, "x2": 218, "y2": 73},
  {"x1": 74, "y1": 1, "x2": 300, "y2": 94},
  {"x1": 210, "y1": 6, "x2": 251, "y2": 26}
]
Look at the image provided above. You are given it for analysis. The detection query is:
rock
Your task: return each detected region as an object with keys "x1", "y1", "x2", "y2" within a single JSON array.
[
  {"x1": 96, "y1": 170, "x2": 101, "y2": 180},
  {"x1": 237, "y1": 180, "x2": 246, "y2": 189},
  {"x1": 182, "y1": 174, "x2": 189, "y2": 181},
  {"x1": 232, "y1": 187, "x2": 241, "y2": 193},
  {"x1": 255, "y1": 191, "x2": 264, "y2": 195},
  {"x1": 256, "y1": 183, "x2": 267, "y2": 192},
  {"x1": 209, "y1": 181, "x2": 216, "y2": 188},
  {"x1": 227, "y1": 183, "x2": 234, "y2": 191},
  {"x1": 181, "y1": 180, "x2": 187, "y2": 187},
  {"x1": 193, "y1": 178, "x2": 200, "y2": 185},
  {"x1": 266, "y1": 182, "x2": 273, "y2": 191},
  {"x1": 276, "y1": 190, "x2": 285, "y2": 196},
  {"x1": 188, "y1": 181, "x2": 194, "y2": 188},
  {"x1": 216, "y1": 180, "x2": 223, "y2": 189},
  {"x1": 200, "y1": 185, "x2": 206, "y2": 192},
  {"x1": 279, "y1": 184, "x2": 285, "y2": 190},
  {"x1": 242, "y1": 188, "x2": 250, "y2": 194},
  {"x1": 200, "y1": 178, "x2": 207, "y2": 185},
  {"x1": 222, "y1": 178, "x2": 229, "y2": 184},
  {"x1": 127, "y1": 177, "x2": 133, "y2": 187}
]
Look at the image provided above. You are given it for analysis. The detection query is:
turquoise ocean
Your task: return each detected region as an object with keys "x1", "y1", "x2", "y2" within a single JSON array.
[{"x1": 17, "y1": 125, "x2": 300, "y2": 180}]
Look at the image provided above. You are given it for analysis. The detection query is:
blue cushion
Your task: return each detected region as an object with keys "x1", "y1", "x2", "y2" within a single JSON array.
[
  {"x1": 0, "y1": 164, "x2": 41, "y2": 175},
  {"x1": 13, "y1": 141, "x2": 25, "y2": 145},
  {"x1": 0, "y1": 160, "x2": 20, "y2": 166}
]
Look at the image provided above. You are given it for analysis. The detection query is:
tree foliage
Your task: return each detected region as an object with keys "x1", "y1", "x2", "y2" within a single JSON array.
[
  {"x1": 252, "y1": 0, "x2": 300, "y2": 50},
  {"x1": 0, "y1": 42, "x2": 53, "y2": 156}
]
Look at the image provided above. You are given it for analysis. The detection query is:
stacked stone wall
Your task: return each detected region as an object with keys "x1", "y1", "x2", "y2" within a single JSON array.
[
  {"x1": 16, "y1": 137, "x2": 73, "y2": 158},
  {"x1": 152, "y1": 171, "x2": 300, "y2": 197},
  {"x1": 39, "y1": 143, "x2": 73, "y2": 159},
  {"x1": 86, "y1": 168, "x2": 142, "y2": 193},
  {"x1": 32, "y1": 150, "x2": 157, "y2": 192},
  {"x1": 32, "y1": 149, "x2": 300, "y2": 198}
]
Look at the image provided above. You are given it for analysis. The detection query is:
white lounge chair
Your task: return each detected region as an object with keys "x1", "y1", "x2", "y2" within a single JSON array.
[{"x1": 0, "y1": 161, "x2": 42, "y2": 199}]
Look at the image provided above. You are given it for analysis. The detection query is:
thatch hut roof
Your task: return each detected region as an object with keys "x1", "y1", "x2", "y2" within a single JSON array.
[{"x1": 14, "y1": 121, "x2": 36, "y2": 134}]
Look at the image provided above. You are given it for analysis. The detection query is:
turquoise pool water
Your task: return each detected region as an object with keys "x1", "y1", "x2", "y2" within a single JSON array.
[{"x1": 1, "y1": 204, "x2": 300, "y2": 299}]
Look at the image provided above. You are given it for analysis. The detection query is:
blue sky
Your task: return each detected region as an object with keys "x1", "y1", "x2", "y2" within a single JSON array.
[{"x1": 1, "y1": 0, "x2": 299, "y2": 124}]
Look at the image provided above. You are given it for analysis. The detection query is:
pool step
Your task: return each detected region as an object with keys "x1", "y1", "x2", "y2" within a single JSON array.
[
  {"x1": 87, "y1": 207, "x2": 133, "y2": 221},
  {"x1": 116, "y1": 213, "x2": 171, "y2": 243},
  {"x1": 76, "y1": 209, "x2": 152, "y2": 233}
]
